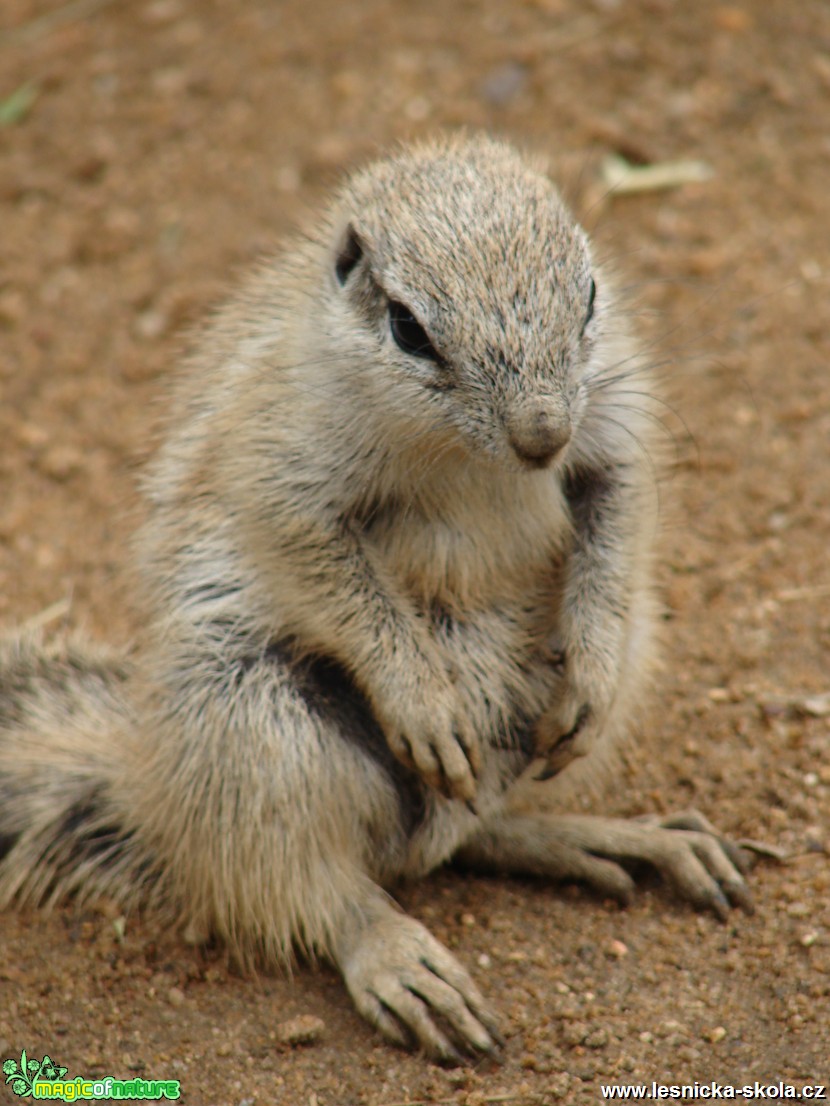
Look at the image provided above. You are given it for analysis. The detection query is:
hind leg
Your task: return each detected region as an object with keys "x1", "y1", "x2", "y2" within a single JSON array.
[
  {"x1": 454, "y1": 811, "x2": 752, "y2": 919},
  {"x1": 131, "y1": 641, "x2": 501, "y2": 1062}
]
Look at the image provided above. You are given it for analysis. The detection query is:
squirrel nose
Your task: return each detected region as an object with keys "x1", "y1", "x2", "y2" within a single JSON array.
[{"x1": 505, "y1": 402, "x2": 571, "y2": 468}]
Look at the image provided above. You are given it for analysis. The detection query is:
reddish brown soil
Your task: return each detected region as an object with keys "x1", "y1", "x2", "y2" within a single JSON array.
[{"x1": 1, "y1": 1, "x2": 828, "y2": 1103}]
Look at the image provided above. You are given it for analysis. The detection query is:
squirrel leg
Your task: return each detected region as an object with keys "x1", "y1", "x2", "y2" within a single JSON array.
[
  {"x1": 535, "y1": 462, "x2": 655, "y2": 777},
  {"x1": 453, "y1": 811, "x2": 753, "y2": 920},
  {"x1": 132, "y1": 636, "x2": 498, "y2": 1061}
]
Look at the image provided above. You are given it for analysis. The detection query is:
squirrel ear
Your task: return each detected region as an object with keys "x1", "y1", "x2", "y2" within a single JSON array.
[{"x1": 335, "y1": 225, "x2": 364, "y2": 286}]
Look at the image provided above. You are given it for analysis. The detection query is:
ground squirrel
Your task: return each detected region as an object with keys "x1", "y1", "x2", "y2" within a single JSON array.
[{"x1": 0, "y1": 134, "x2": 751, "y2": 1062}]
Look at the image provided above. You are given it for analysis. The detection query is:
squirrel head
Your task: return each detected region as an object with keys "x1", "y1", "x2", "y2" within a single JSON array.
[{"x1": 318, "y1": 134, "x2": 606, "y2": 473}]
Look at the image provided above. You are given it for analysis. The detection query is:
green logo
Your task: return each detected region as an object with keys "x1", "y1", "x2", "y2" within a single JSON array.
[
  {"x1": 4, "y1": 1051, "x2": 68, "y2": 1097},
  {"x1": 3, "y1": 1050, "x2": 181, "y2": 1100}
]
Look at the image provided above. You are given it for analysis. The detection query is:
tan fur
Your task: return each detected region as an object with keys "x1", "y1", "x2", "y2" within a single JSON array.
[{"x1": 0, "y1": 135, "x2": 750, "y2": 1062}]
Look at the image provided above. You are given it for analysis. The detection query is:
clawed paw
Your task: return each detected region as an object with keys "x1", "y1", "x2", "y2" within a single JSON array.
[
  {"x1": 534, "y1": 703, "x2": 591, "y2": 780},
  {"x1": 544, "y1": 811, "x2": 754, "y2": 920},
  {"x1": 342, "y1": 913, "x2": 501, "y2": 1064},
  {"x1": 386, "y1": 707, "x2": 480, "y2": 804},
  {"x1": 632, "y1": 810, "x2": 755, "y2": 919}
]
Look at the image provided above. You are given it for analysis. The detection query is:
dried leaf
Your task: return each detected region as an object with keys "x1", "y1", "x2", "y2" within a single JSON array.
[{"x1": 600, "y1": 153, "x2": 714, "y2": 195}]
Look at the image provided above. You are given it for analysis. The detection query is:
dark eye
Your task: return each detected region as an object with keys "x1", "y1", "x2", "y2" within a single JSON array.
[
  {"x1": 582, "y1": 277, "x2": 596, "y2": 334},
  {"x1": 335, "y1": 228, "x2": 363, "y2": 286},
  {"x1": 389, "y1": 300, "x2": 439, "y2": 360}
]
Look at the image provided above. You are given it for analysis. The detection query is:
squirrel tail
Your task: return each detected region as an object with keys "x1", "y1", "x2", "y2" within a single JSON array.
[{"x1": 0, "y1": 632, "x2": 151, "y2": 910}]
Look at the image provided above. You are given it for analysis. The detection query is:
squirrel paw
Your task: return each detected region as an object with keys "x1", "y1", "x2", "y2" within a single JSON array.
[
  {"x1": 540, "y1": 811, "x2": 754, "y2": 919},
  {"x1": 383, "y1": 695, "x2": 481, "y2": 804},
  {"x1": 629, "y1": 809, "x2": 755, "y2": 918},
  {"x1": 458, "y1": 811, "x2": 753, "y2": 920},
  {"x1": 534, "y1": 703, "x2": 591, "y2": 780},
  {"x1": 531, "y1": 638, "x2": 618, "y2": 779},
  {"x1": 341, "y1": 912, "x2": 502, "y2": 1064}
]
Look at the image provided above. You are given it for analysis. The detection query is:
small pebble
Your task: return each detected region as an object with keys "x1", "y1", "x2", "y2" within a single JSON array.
[
  {"x1": 39, "y1": 446, "x2": 84, "y2": 481},
  {"x1": 16, "y1": 422, "x2": 49, "y2": 449},
  {"x1": 585, "y1": 1027, "x2": 610, "y2": 1049},
  {"x1": 167, "y1": 986, "x2": 185, "y2": 1006},
  {"x1": 548, "y1": 1072, "x2": 571, "y2": 1099},
  {"x1": 706, "y1": 1025, "x2": 727, "y2": 1043},
  {"x1": 0, "y1": 289, "x2": 25, "y2": 325},
  {"x1": 608, "y1": 939, "x2": 628, "y2": 957},
  {"x1": 561, "y1": 1020, "x2": 590, "y2": 1046},
  {"x1": 713, "y1": 6, "x2": 753, "y2": 32},
  {"x1": 659, "y1": 1019, "x2": 684, "y2": 1036},
  {"x1": 678, "y1": 1045, "x2": 703, "y2": 1063},
  {"x1": 275, "y1": 1014, "x2": 325, "y2": 1046},
  {"x1": 464, "y1": 1092, "x2": 488, "y2": 1106},
  {"x1": 135, "y1": 308, "x2": 169, "y2": 341},
  {"x1": 142, "y1": 0, "x2": 183, "y2": 24},
  {"x1": 479, "y1": 61, "x2": 527, "y2": 106},
  {"x1": 787, "y1": 901, "x2": 812, "y2": 918}
]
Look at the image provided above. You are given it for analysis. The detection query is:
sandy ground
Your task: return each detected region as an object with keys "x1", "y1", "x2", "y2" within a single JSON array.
[{"x1": 1, "y1": 0, "x2": 828, "y2": 1103}]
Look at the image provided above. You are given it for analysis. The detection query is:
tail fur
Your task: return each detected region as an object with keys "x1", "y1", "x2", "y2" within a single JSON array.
[{"x1": 0, "y1": 633, "x2": 151, "y2": 909}]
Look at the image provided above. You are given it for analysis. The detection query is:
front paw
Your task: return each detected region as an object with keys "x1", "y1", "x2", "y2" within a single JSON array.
[
  {"x1": 534, "y1": 702, "x2": 592, "y2": 781},
  {"x1": 379, "y1": 684, "x2": 480, "y2": 804},
  {"x1": 533, "y1": 639, "x2": 620, "y2": 778}
]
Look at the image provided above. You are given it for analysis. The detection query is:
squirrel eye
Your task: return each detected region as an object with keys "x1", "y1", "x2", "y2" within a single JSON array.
[
  {"x1": 582, "y1": 277, "x2": 597, "y2": 334},
  {"x1": 335, "y1": 228, "x2": 363, "y2": 286},
  {"x1": 389, "y1": 300, "x2": 438, "y2": 360}
]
